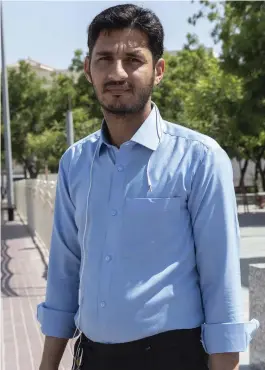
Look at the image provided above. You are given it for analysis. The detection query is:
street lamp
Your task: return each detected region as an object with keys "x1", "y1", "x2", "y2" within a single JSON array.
[
  {"x1": 1, "y1": 1, "x2": 14, "y2": 221},
  {"x1": 66, "y1": 95, "x2": 74, "y2": 147}
]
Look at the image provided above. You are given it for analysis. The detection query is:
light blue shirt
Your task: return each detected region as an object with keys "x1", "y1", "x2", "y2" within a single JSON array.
[{"x1": 37, "y1": 103, "x2": 259, "y2": 354}]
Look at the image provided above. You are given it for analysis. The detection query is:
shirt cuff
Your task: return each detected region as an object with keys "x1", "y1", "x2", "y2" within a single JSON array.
[
  {"x1": 201, "y1": 319, "x2": 260, "y2": 354},
  {"x1": 37, "y1": 302, "x2": 78, "y2": 338}
]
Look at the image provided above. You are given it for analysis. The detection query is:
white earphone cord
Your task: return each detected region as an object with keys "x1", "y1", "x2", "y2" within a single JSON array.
[
  {"x1": 70, "y1": 138, "x2": 101, "y2": 363},
  {"x1": 147, "y1": 105, "x2": 161, "y2": 192}
]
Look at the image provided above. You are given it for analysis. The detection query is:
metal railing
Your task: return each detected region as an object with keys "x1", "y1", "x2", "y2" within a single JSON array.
[{"x1": 14, "y1": 179, "x2": 56, "y2": 249}]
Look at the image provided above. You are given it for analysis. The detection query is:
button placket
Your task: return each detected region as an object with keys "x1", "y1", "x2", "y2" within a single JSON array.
[{"x1": 97, "y1": 147, "x2": 131, "y2": 337}]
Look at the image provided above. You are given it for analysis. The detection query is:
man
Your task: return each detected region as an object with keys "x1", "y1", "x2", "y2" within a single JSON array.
[{"x1": 37, "y1": 4, "x2": 259, "y2": 370}]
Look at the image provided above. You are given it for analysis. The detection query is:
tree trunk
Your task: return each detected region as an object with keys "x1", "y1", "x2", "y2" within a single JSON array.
[
  {"x1": 257, "y1": 158, "x2": 265, "y2": 191},
  {"x1": 238, "y1": 159, "x2": 249, "y2": 190},
  {"x1": 262, "y1": 169, "x2": 265, "y2": 192},
  {"x1": 23, "y1": 166, "x2": 28, "y2": 179},
  {"x1": 28, "y1": 170, "x2": 38, "y2": 179},
  {"x1": 254, "y1": 162, "x2": 259, "y2": 192},
  {"x1": 25, "y1": 157, "x2": 39, "y2": 179}
]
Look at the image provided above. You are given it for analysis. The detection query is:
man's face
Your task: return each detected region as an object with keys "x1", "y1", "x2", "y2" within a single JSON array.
[{"x1": 85, "y1": 28, "x2": 164, "y2": 115}]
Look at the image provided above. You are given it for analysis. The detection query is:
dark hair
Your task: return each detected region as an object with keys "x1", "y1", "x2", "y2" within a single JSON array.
[{"x1": 87, "y1": 4, "x2": 164, "y2": 62}]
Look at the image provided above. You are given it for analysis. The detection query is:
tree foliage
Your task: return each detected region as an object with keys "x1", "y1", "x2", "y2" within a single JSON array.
[
  {"x1": 3, "y1": 61, "x2": 49, "y2": 177},
  {"x1": 153, "y1": 46, "x2": 214, "y2": 123},
  {"x1": 188, "y1": 0, "x2": 265, "y2": 188}
]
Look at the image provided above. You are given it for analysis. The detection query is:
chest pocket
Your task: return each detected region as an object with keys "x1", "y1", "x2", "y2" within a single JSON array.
[{"x1": 121, "y1": 197, "x2": 181, "y2": 258}]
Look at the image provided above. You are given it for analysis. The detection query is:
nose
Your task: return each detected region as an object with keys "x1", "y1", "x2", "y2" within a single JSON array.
[{"x1": 108, "y1": 60, "x2": 128, "y2": 81}]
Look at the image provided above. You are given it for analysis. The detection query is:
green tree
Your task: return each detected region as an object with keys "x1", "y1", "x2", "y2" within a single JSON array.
[
  {"x1": 182, "y1": 54, "x2": 243, "y2": 145},
  {"x1": 72, "y1": 107, "x2": 101, "y2": 141},
  {"x1": 189, "y1": 1, "x2": 265, "y2": 135},
  {"x1": 5, "y1": 61, "x2": 50, "y2": 177},
  {"x1": 188, "y1": 1, "x2": 265, "y2": 189},
  {"x1": 68, "y1": 49, "x2": 85, "y2": 73},
  {"x1": 47, "y1": 72, "x2": 77, "y2": 126},
  {"x1": 25, "y1": 128, "x2": 65, "y2": 176},
  {"x1": 4, "y1": 60, "x2": 78, "y2": 177},
  {"x1": 153, "y1": 45, "x2": 216, "y2": 123}
]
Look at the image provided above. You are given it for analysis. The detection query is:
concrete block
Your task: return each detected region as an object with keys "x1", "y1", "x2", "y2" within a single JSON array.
[{"x1": 249, "y1": 264, "x2": 265, "y2": 370}]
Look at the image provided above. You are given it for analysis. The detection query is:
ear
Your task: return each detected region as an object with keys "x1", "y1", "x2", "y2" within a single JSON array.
[
  {"x1": 154, "y1": 58, "x2": 165, "y2": 86},
  {"x1": 84, "y1": 56, "x2": 92, "y2": 83}
]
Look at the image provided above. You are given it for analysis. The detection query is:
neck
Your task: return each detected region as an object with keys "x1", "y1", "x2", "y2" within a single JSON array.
[{"x1": 103, "y1": 100, "x2": 152, "y2": 148}]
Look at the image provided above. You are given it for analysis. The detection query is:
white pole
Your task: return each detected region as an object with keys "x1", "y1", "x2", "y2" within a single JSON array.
[
  {"x1": 1, "y1": 1, "x2": 14, "y2": 221},
  {"x1": 66, "y1": 96, "x2": 74, "y2": 147}
]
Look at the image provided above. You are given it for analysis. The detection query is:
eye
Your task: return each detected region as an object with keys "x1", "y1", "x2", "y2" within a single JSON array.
[
  {"x1": 98, "y1": 56, "x2": 112, "y2": 62},
  {"x1": 127, "y1": 57, "x2": 140, "y2": 63}
]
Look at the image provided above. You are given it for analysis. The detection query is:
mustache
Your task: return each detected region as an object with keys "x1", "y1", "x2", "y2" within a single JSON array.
[{"x1": 103, "y1": 81, "x2": 132, "y2": 91}]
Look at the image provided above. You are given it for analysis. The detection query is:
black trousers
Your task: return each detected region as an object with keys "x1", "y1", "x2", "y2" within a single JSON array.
[{"x1": 72, "y1": 328, "x2": 209, "y2": 370}]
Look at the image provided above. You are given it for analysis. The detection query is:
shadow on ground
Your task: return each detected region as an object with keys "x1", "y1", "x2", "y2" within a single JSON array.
[
  {"x1": 240, "y1": 257, "x2": 265, "y2": 288},
  {"x1": 17, "y1": 216, "x2": 48, "y2": 281},
  {"x1": 238, "y1": 212, "x2": 265, "y2": 227},
  {"x1": 1, "y1": 222, "x2": 30, "y2": 240},
  {"x1": 1, "y1": 215, "x2": 48, "y2": 298},
  {"x1": 1, "y1": 239, "x2": 19, "y2": 297},
  {"x1": 36, "y1": 243, "x2": 48, "y2": 280}
]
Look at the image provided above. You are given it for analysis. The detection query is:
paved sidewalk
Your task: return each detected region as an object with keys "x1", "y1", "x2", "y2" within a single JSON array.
[{"x1": 1, "y1": 212, "x2": 73, "y2": 370}]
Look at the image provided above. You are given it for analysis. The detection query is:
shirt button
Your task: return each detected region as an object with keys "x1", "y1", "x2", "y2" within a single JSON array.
[
  {"x1": 100, "y1": 301, "x2": 106, "y2": 308},
  {"x1": 111, "y1": 209, "x2": 117, "y2": 216},
  {"x1": 105, "y1": 255, "x2": 112, "y2": 262},
  {"x1": 117, "y1": 165, "x2": 124, "y2": 172}
]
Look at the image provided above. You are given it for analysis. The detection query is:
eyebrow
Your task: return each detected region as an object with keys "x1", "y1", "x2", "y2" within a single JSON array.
[{"x1": 95, "y1": 51, "x2": 144, "y2": 58}]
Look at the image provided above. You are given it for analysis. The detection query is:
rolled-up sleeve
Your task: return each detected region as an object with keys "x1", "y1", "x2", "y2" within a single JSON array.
[
  {"x1": 37, "y1": 151, "x2": 81, "y2": 338},
  {"x1": 188, "y1": 145, "x2": 259, "y2": 354}
]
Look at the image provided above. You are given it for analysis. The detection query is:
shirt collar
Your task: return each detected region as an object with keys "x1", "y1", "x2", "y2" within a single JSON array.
[{"x1": 98, "y1": 102, "x2": 163, "y2": 156}]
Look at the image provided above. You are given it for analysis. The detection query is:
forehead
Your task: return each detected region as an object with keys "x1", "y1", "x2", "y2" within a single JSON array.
[{"x1": 93, "y1": 28, "x2": 150, "y2": 55}]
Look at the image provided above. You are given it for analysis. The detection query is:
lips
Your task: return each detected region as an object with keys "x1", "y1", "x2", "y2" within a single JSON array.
[
  {"x1": 107, "y1": 91, "x2": 130, "y2": 95},
  {"x1": 106, "y1": 87, "x2": 130, "y2": 93},
  {"x1": 104, "y1": 83, "x2": 131, "y2": 93}
]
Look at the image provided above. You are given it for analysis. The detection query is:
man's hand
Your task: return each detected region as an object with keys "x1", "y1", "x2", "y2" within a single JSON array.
[
  {"x1": 209, "y1": 352, "x2": 239, "y2": 370},
  {"x1": 39, "y1": 336, "x2": 68, "y2": 370},
  {"x1": 39, "y1": 365, "x2": 58, "y2": 370}
]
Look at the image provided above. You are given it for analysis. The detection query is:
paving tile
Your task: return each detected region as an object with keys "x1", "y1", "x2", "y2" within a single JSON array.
[{"x1": 1, "y1": 214, "x2": 73, "y2": 370}]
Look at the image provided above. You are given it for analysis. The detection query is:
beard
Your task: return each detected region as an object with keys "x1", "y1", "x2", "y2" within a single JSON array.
[{"x1": 91, "y1": 73, "x2": 155, "y2": 116}]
